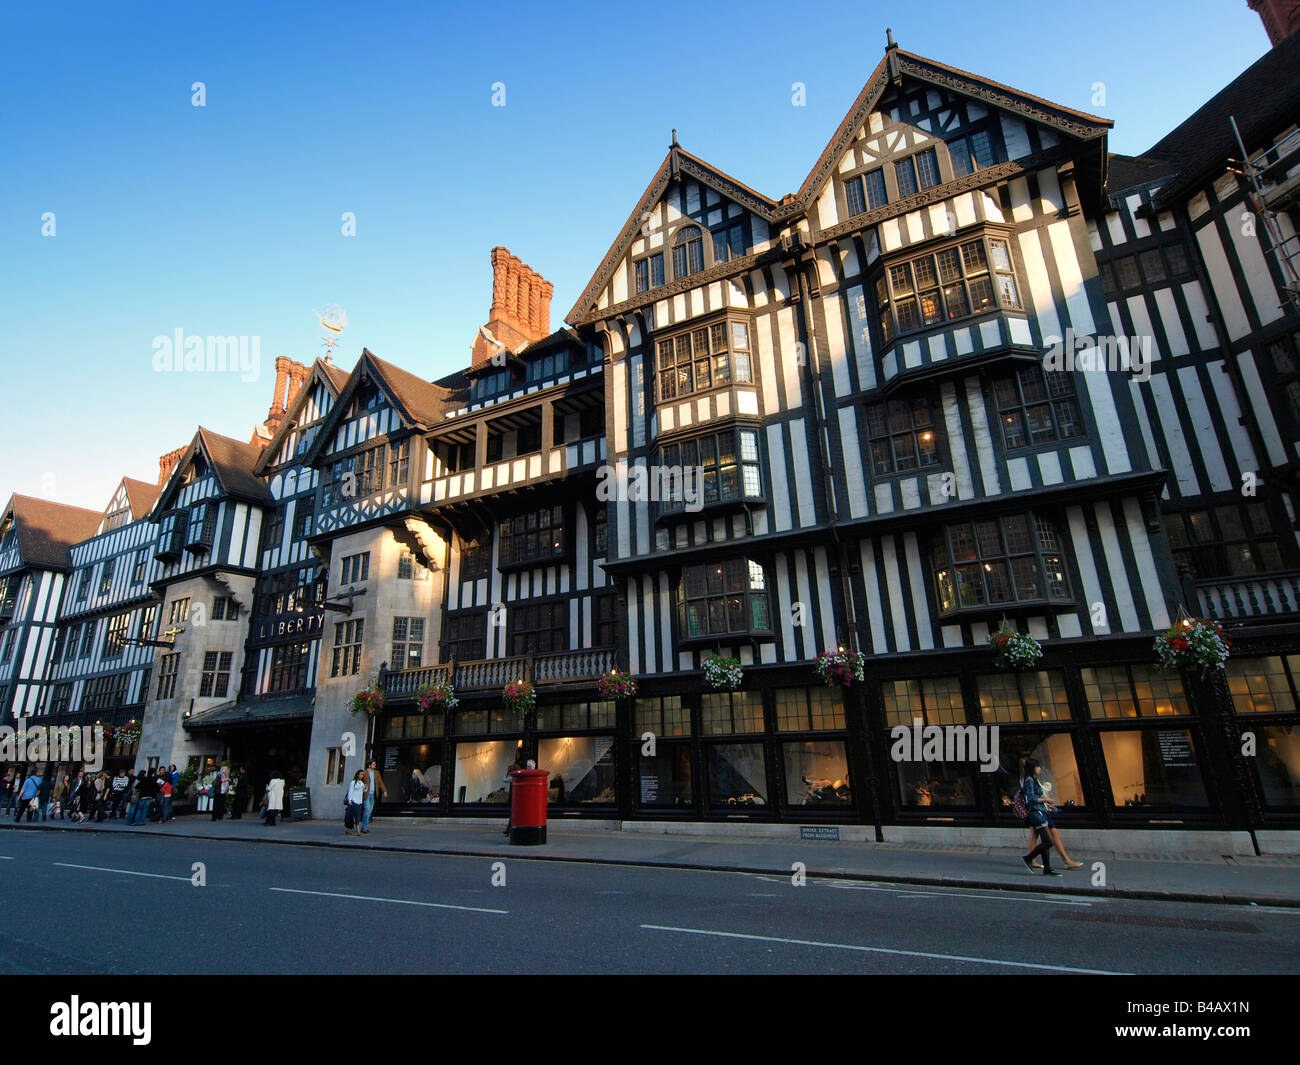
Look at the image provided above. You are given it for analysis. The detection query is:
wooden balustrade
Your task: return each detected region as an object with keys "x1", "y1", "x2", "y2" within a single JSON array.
[
  {"x1": 1195, "y1": 572, "x2": 1300, "y2": 619},
  {"x1": 380, "y1": 647, "x2": 617, "y2": 699}
]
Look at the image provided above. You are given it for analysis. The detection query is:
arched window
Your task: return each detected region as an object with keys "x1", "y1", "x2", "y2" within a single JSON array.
[{"x1": 672, "y1": 226, "x2": 705, "y2": 279}]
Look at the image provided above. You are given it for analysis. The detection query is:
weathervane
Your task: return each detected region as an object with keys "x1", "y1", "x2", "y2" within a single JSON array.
[{"x1": 315, "y1": 304, "x2": 348, "y2": 361}]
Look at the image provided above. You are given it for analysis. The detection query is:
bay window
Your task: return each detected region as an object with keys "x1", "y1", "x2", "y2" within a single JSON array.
[
  {"x1": 932, "y1": 513, "x2": 1072, "y2": 614},
  {"x1": 678, "y1": 558, "x2": 771, "y2": 639},
  {"x1": 655, "y1": 319, "x2": 753, "y2": 402},
  {"x1": 876, "y1": 234, "x2": 1022, "y2": 343},
  {"x1": 657, "y1": 427, "x2": 763, "y2": 514}
]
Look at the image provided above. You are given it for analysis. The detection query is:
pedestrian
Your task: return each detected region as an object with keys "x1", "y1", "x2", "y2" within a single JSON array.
[
  {"x1": 344, "y1": 770, "x2": 367, "y2": 835},
  {"x1": 263, "y1": 770, "x2": 284, "y2": 826},
  {"x1": 360, "y1": 759, "x2": 386, "y2": 834},
  {"x1": 158, "y1": 772, "x2": 174, "y2": 822},
  {"x1": 131, "y1": 770, "x2": 156, "y2": 826},
  {"x1": 37, "y1": 770, "x2": 54, "y2": 821},
  {"x1": 0, "y1": 767, "x2": 14, "y2": 815},
  {"x1": 1020, "y1": 758, "x2": 1063, "y2": 878},
  {"x1": 107, "y1": 769, "x2": 130, "y2": 819},
  {"x1": 211, "y1": 765, "x2": 229, "y2": 821},
  {"x1": 231, "y1": 768, "x2": 249, "y2": 819},
  {"x1": 15, "y1": 767, "x2": 41, "y2": 823}
]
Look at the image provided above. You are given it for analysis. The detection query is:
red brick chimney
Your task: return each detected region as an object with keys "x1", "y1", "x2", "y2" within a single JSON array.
[
  {"x1": 470, "y1": 247, "x2": 554, "y2": 368},
  {"x1": 1249, "y1": 0, "x2": 1300, "y2": 44},
  {"x1": 158, "y1": 445, "x2": 187, "y2": 486},
  {"x1": 250, "y1": 356, "x2": 310, "y2": 443}
]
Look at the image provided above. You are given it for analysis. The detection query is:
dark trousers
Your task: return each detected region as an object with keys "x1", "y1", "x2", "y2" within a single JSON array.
[
  {"x1": 264, "y1": 810, "x2": 278, "y2": 826},
  {"x1": 1026, "y1": 826, "x2": 1054, "y2": 872}
]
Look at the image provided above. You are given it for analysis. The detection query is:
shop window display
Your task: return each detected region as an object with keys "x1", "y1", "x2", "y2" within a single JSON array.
[
  {"x1": 706, "y1": 742, "x2": 768, "y2": 807},
  {"x1": 538, "y1": 735, "x2": 617, "y2": 805},
  {"x1": 976, "y1": 671, "x2": 1071, "y2": 723},
  {"x1": 1099, "y1": 729, "x2": 1209, "y2": 807},
  {"x1": 996, "y1": 732, "x2": 1085, "y2": 808},
  {"x1": 1254, "y1": 725, "x2": 1300, "y2": 807},
  {"x1": 379, "y1": 742, "x2": 442, "y2": 805},
  {"x1": 452, "y1": 739, "x2": 521, "y2": 804},
  {"x1": 782, "y1": 741, "x2": 852, "y2": 806},
  {"x1": 636, "y1": 743, "x2": 693, "y2": 808},
  {"x1": 895, "y1": 759, "x2": 976, "y2": 808}
]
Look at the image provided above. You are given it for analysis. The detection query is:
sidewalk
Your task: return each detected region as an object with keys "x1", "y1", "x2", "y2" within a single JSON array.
[{"x1": 5, "y1": 812, "x2": 1299, "y2": 906}]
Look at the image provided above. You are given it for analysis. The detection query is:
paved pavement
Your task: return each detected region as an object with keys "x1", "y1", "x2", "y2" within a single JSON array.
[{"x1": 3, "y1": 811, "x2": 1298, "y2": 906}]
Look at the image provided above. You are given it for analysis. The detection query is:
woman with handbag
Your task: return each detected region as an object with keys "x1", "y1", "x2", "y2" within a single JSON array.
[
  {"x1": 1020, "y1": 759, "x2": 1063, "y2": 877},
  {"x1": 344, "y1": 770, "x2": 367, "y2": 834}
]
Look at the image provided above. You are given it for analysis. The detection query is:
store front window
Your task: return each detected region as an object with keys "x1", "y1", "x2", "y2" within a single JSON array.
[
  {"x1": 538, "y1": 735, "x2": 616, "y2": 806},
  {"x1": 1225, "y1": 656, "x2": 1300, "y2": 713},
  {"x1": 996, "y1": 732, "x2": 1085, "y2": 809},
  {"x1": 380, "y1": 741, "x2": 442, "y2": 805},
  {"x1": 782, "y1": 741, "x2": 851, "y2": 807},
  {"x1": 1253, "y1": 725, "x2": 1300, "y2": 807},
  {"x1": 707, "y1": 742, "x2": 767, "y2": 808},
  {"x1": 637, "y1": 744, "x2": 693, "y2": 808},
  {"x1": 452, "y1": 739, "x2": 521, "y2": 804},
  {"x1": 1099, "y1": 729, "x2": 1209, "y2": 808}
]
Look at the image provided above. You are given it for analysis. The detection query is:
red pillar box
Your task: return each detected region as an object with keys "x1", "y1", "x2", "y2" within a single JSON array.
[{"x1": 509, "y1": 768, "x2": 549, "y2": 845}]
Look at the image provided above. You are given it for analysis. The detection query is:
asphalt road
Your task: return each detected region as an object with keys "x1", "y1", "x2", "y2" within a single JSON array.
[{"x1": 0, "y1": 829, "x2": 1296, "y2": 975}]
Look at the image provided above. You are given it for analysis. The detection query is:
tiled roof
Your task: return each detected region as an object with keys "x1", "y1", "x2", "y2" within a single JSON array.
[
  {"x1": 6, "y1": 495, "x2": 103, "y2": 571},
  {"x1": 364, "y1": 350, "x2": 458, "y2": 427},
  {"x1": 1127, "y1": 31, "x2": 1300, "y2": 205},
  {"x1": 196, "y1": 429, "x2": 273, "y2": 505},
  {"x1": 121, "y1": 477, "x2": 160, "y2": 519}
]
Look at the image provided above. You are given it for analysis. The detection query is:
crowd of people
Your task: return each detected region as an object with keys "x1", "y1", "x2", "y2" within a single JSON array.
[
  {"x1": 2, "y1": 765, "x2": 179, "y2": 825},
  {"x1": 0, "y1": 763, "x2": 293, "y2": 827}
]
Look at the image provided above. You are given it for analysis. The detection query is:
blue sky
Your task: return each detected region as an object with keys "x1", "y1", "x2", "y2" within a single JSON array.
[{"x1": 0, "y1": 0, "x2": 1271, "y2": 511}]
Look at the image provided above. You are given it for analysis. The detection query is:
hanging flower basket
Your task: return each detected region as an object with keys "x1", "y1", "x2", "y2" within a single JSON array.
[
  {"x1": 99, "y1": 722, "x2": 115, "y2": 741},
  {"x1": 703, "y1": 654, "x2": 743, "y2": 691},
  {"x1": 815, "y1": 648, "x2": 866, "y2": 688},
  {"x1": 1154, "y1": 616, "x2": 1230, "y2": 677},
  {"x1": 349, "y1": 689, "x2": 385, "y2": 716},
  {"x1": 989, "y1": 627, "x2": 1043, "y2": 670},
  {"x1": 503, "y1": 679, "x2": 535, "y2": 716},
  {"x1": 417, "y1": 679, "x2": 459, "y2": 712},
  {"x1": 597, "y1": 670, "x2": 638, "y2": 701},
  {"x1": 116, "y1": 721, "x2": 141, "y2": 746}
]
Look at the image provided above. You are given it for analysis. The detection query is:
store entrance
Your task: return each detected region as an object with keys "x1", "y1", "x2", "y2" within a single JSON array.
[{"x1": 208, "y1": 723, "x2": 311, "y2": 817}]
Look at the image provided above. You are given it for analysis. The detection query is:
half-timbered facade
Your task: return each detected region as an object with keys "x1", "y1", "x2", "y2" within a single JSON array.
[
  {"x1": 0, "y1": 496, "x2": 101, "y2": 724},
  {"x1": 3, "y1": 29, "x2": 1297, "y2": 843},
  {"x1": 41, "y1": 477, "x2": 161, "y2": 770}
]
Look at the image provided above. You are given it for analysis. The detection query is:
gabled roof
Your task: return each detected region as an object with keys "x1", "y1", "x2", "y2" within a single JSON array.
[
  {"x1": 254, "y1": 357, "x2": 352, "y2": 475},
  {"x1": 2, "y1": 495, "x2": 103, "y2": 572},
  {"x1": 566, "y1": 39, "x2": 1111, "y2": 325},
  {"x1": 154, "y1": 428, "x2": 273, "y2": 514},
  {"x1": 1118, "y1": 30, "x2": 1300, "y2": 206},
  {"x1": 301, "y1": 348, "x2": 458, "y2": 465},
  {"x1": 121, "y1": 477, "x2": 160, "y2": 519}
]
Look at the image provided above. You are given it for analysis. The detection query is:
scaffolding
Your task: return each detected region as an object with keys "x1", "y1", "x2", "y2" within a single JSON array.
[{"x1": 1229, "y1": 115, "x2": 1300, "y2": 315}]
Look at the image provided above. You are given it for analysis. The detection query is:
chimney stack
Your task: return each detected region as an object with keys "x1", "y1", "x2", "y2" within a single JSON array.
[
  {"x1": 470, "y1": 247, "x2": 554, "y2": 367},
  {"x1": 158, "y1": 445, "x2": 187, "y2": 486}
]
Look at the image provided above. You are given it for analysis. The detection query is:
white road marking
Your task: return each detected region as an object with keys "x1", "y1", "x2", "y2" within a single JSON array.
[
  {"x1": 0, "y1": 856, "x2": 13, "y2": 860},
  {"x1": 746, "y1": 893, "x2": 778, "y2": 897},
  {"x1": 821, "y1": 879, "x2": 1093, "y2": 906},
  {"x1": 269, "y1": 887, "x2": 507, "y2": 914},
  {"x1": 640, "y1": 924, "x2": 1127, "y2": 974},
  {"x1": 54, "y1": 862, "x2": 192, "y2": 882}
]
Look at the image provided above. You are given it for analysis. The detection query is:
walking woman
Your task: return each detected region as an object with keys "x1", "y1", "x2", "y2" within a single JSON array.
[
  {"x1": 344, "y1": 770, "x2": 367, "y2": 835},
  {"x1": 1021, "y1": 758, "x2": 1063, "y2": 877}
]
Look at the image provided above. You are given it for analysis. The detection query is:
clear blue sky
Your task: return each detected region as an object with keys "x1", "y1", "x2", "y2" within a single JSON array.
[{"x1": 0, "y1": 0, "x2": 1271, "y2": 511}]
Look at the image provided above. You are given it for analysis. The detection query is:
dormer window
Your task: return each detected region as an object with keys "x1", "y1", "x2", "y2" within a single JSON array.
[{"x1": 672, "y1": 226, "x2": 705, "y2": 279}]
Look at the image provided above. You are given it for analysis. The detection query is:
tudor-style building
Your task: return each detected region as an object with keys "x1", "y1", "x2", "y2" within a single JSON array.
[
  {"x1": 42, "y1": 477, "x2": 161, "y2": 773},
  {"x1": 562, "y1": 34, "x2": 1295, "y2": 836},
  {"x1": 2, "y1": 23, "x2": 1297, "y2": 844},
  {"x1": 0, "y1": 496, "x2": 102, "y2": 724},
  {"x1": 366, "y1": 249, "x2": 616, "y2": 816}
]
